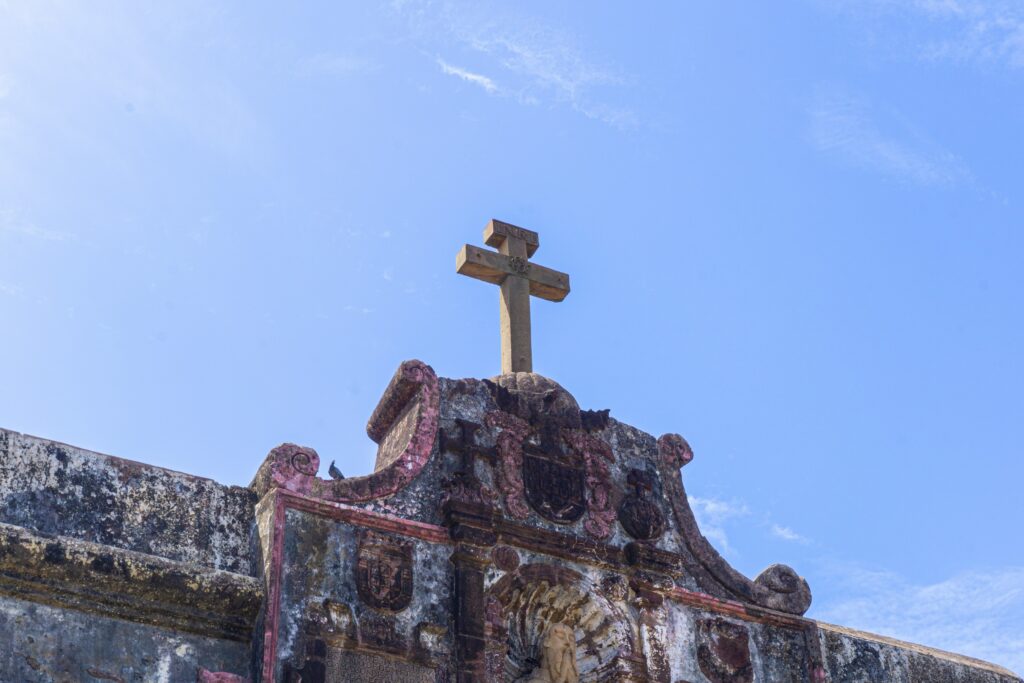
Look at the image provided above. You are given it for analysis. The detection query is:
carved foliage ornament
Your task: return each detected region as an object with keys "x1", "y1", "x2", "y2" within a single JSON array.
[
  {"x1": 564, "y1": 430, "x2": 615, "y2": 539},
  {"x1": 487, "y1": 409, "x2": 533, "y2": 520},
  {"x1": 355, "y1": 530, "x2": 413, "y2": 612}
]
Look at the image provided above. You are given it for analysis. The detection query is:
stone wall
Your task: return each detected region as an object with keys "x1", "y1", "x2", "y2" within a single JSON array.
[
  {"x1": 0, "y1": 429, "x2": 255, "y2": 573},
  {"x1": 0, "y1": 360, "x2": 1019, "y2": 682},
  {"x1": 0, "y1": 428, "x2": 261, "y2": 681}
]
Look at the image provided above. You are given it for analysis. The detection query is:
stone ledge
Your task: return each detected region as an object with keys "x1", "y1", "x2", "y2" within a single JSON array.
[
  {"x1": 818, "y1": 621, "x2": 1022, "y2": 682},
  {"x1": 0, "y1": 427, "x2": 256, "y2": 574},
  {"x1": 0, "y1": 521, "x2": 262, "y2": 642}
]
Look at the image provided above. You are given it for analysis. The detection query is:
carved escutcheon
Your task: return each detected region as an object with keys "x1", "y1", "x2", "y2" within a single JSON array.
[
  {"x1": 522, "y1": 447, "x2": 587, "y2": 524},
  {"x1": 617, "y1": 469, "x2": 666, "y2": 541},
  {"x1": 697, "y1": 618, "x2": 753, "y2": 683},
  {"x1": 355, "y1": 530, "x2": 414, "y2": 612}
]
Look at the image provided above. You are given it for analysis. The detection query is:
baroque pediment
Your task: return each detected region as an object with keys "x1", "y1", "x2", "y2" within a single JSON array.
[{"x1": 252, "y1": 361, "x2": 810, "y2": 619}]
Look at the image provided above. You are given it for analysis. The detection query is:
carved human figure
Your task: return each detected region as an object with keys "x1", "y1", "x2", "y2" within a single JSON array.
[{"x1": 525, "y1": 623, "x2": 579, "y2": 683}]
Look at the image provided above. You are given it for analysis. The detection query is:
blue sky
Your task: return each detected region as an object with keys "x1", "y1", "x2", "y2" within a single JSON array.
[{"x1": 1, "y1": 0, "x2": 1022, "y2": 672}]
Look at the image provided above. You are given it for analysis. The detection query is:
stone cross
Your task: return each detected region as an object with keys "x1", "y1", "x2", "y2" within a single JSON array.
[{"x1": 456, "y1": 219, "x2": 570, "y2": 374}]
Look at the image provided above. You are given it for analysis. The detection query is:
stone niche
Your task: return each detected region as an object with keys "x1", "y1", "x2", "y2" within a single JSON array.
[{"x1": 486, "y1": 564, "x2": 636, "y2": 682}]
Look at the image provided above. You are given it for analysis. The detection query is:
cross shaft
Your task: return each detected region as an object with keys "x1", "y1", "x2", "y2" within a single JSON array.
[{"x1": 456, "y1": 219, "x2": 570, "y2": 374}]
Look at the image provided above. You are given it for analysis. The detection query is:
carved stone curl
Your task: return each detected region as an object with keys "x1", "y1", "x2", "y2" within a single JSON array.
[
  {"x1": 656, "y1": 433, "x2": 812, "y2": 615},
  {"x1": 250, "y1": 360, "x2": 440, "y2": 503},
  {"x1": 251, "y1": 443, "x2": 320, "y2": 497}
]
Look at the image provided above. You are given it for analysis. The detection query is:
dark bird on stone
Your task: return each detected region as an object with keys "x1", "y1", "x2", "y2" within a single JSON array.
[{"x1": 328, "y1": 460, "x2": 345, "y2": 480}]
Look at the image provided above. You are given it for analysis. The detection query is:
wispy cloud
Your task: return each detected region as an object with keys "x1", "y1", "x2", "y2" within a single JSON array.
[
  {"x1": 770, "y1": 523, "x2": 810, "y2": 544},
  {"x1": 688, "y1": 495, "x2": 750, "y2": 555},
  {"x1": 0, "y1": 209, "x2": 74, "y2": 242},
  {"x1": 436, "y1": 58, "x2": 498, "y2": 93},
  {"x1": 809, "y1": 88, "x2": 968, "y2": 185},
  {"x1": 395, "y1": 1, "x2": 637, "y2": 128},
  {"x1": 815, "y1": 564, "x2": 1024, "y2": 674},
  {"x1": 826, "y1": 0, "x2": 1024, "y2": 68}
]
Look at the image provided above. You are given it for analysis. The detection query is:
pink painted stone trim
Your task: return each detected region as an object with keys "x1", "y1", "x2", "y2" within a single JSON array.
[
  {"x1": 257, "y1": 489, "x2": 451, "y2": 680},
  {"x1": 197, "y1": 668, "x2": 250, "y2": 682},
  {"x1": 259, "y1": 491, "x2": 288, "y2": 681},
  {"x1": 256, "y1": 360, "x2": 440, "y2": 503}
]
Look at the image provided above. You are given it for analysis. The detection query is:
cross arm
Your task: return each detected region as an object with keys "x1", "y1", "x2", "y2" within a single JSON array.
[{"x1": 455, "y1": 244, "x2": 570, "y2": 302}]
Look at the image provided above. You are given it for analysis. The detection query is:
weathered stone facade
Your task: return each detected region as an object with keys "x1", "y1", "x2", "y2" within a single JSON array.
[{"x1": 0, "y1": 360, "x2": 1018, "y2": 682}]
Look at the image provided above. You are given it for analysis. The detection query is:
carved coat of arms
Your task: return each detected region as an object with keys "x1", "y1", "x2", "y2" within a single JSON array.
[
  {"x1": 697, "y1": 618, "x2": 753, "y2": 683},
  {"x1": 521, "y1": 432, "x2": 586, "y2": 524},
  {"x1": 617, "y1": 469, "x2": 666, "y2": 541},
  {"x1": 355, "y1": 531, "x2": 414, "y2": 612}
]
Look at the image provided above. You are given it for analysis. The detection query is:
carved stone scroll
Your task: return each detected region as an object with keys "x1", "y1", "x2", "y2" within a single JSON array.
[
  {"x1": 250, "y1": 360, "x2": 439, "y2": 503},
  {"x1": 656, "y1": 433, "x2": 812, "y2": 615}
]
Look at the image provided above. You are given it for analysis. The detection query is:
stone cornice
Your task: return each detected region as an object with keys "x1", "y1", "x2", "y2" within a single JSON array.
[{"x1": 0, "y1": 521, "x2": 262, "y2": 642}]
